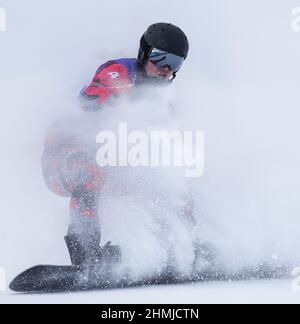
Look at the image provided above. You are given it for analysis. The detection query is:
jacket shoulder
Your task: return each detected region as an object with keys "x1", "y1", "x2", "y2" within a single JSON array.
[
  {"x1": 78, "y1": 58, "x2": 138, "y2": 111},
  {"x1": 94, "y1": 58, "x2": 138, "y2": 83}
]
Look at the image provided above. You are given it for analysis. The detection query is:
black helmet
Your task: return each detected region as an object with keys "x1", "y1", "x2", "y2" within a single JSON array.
[{"x1": 138, "y1": 23, "x2": 189, "y2": 66}]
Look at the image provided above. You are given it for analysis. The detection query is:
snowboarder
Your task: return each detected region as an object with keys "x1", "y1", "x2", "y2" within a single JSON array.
[{"x1": 42, "y1": 23, "x2": 190, "y2": 266}]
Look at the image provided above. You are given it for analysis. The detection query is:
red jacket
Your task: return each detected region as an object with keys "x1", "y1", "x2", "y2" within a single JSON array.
[{"x1": 79, "y1": 58, "x2": 140, "y2": 111}]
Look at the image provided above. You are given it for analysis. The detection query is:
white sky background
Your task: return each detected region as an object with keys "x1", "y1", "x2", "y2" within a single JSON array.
[{"x1": 1, "y1": 0, "x2": 300, "y2": 284}]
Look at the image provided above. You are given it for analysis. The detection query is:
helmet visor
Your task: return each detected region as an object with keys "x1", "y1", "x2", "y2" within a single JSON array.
[{"x1": 148, "y1": 48, "x2": 184, "y2": 72}]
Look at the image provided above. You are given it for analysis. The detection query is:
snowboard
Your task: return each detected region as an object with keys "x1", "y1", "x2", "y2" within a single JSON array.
[
  {"x1": 9, "y1": 264, "x2": 204, "y2": 293},
  {"x1": 9, "y1": 262, "x2": 287, "y2": 293}
]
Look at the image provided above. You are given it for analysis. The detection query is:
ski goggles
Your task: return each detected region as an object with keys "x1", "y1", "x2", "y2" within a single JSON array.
[{"x1": 148, "y1": 48, "x2": 184, "y2": 72}]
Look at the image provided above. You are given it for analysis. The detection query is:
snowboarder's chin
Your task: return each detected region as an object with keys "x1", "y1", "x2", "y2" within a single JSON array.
[{"x1": 145, "y1": 75, "x2": 171, "y2": 86}]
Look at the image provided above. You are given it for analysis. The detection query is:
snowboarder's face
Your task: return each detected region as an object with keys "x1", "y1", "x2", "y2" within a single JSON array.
[{"x1": 144, "y1": 60, "x2": 173, "y2": 80}]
